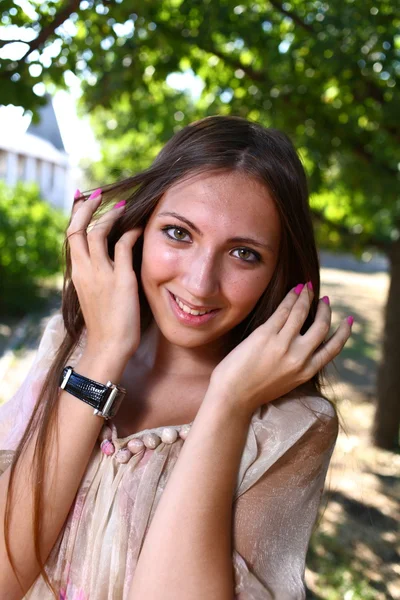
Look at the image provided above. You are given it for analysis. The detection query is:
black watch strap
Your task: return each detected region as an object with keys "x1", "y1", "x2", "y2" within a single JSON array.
[{"x1": 59, "y1": 366, "x2": 126, "y2": 420}]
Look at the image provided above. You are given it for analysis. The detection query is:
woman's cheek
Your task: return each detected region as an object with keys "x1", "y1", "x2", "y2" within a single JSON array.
[
  {"x1": 233, "y1": 273, "x2": 272, "y2": 316},
  {"x1": 230, "y1": 270, "x2": 265, "y2": 303},
  {"x1": 142, "y1": 240, "x2": 181, "y2": 281}
]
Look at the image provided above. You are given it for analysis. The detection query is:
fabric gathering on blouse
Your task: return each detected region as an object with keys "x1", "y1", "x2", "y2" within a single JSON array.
[{"x1": 0, "y1": 312, "x2": 339, "y2": 600}]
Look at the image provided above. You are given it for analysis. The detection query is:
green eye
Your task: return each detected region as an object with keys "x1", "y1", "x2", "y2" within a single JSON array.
[
  {"x1": 236, "y1": 249, "x2": 251, "y2": 260},
  {"x1": 231, "y1": 248, "x2": 261, "y2": 263},
  {"x1": 161, "y1": 226, "x2": 189, "y2": 241}
]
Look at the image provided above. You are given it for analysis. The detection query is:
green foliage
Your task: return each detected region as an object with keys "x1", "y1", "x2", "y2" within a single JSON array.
[
  {"x1": 0, "y1": 181, "x2": 67, "y2": 315},
  {"x1": 1, "y1": 0, "x2": 399, "y2": 251},
  {"x1": 311, "y1": 187, "x2": 394, "y2": 255}
]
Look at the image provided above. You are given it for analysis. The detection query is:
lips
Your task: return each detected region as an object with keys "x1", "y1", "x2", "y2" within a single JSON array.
[
  {"x1": 167, "y1": 290, "x2": 221, "y2": 326},
  {"x1": 169, "y1": 291, "x2": 219, "y2": 313}
]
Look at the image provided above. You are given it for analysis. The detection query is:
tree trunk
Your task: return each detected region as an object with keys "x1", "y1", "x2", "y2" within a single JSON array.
[{"x1": 373, "y1": 239, "x2": 400, "y2": 450}]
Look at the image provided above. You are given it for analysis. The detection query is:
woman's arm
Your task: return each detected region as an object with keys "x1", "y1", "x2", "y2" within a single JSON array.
[
  {"x1": 0, "y1": 349, "x2": 127, "y2": 600},
  {"x1": 128, "y1": 383, "x2": 252, "y2": 600}
]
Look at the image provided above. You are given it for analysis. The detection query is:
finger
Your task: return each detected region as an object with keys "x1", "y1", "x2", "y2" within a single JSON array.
[
  {"x1": 297, "y1": 296, "x2": 331, "y2": 355},
  {"x1": 306, "y1": 316, "x2": 353, "y2": 374},
  {"x1": 71, "y1": 189, "x2": 85, "y2": 217},
  {"x1": 114, "y1": 226, "x2": 144, "y2": 278},
  {"x1": 278, "y1": 281, "x2": 314, "y2": 339},
  {"x1": 67, "y1": 189, "x2": 103, "y2": 265},
  {"x1": 87, "y1": 200, "x2": 129, "y2": 270},
  {"x1": 66, "y1": 189, "x2": 84, "y2": 229},
  {"x1": 264, "y1": 283, "x2": 306, "y2": 335}
]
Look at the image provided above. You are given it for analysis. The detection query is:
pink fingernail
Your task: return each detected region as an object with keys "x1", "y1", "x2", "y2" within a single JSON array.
[
  {"x1": 294, "y1": 283, "x2": 305, "y2": 295},
  {"x1": 113, "y1": 200, "x2": 126, "y2": 209},
  {"x1": 307, "y1": 281, "x2": 313, "y2": 291},
  {"x1": 88, "y1": 188, "x2": 102, "y2": 200},
  {"x1": 74, "y1": 189, "x2": 81, "y2": 200},
  {"x1": 347, "y1": 316, "x2": 354, "y2": 326},
  {"x1": 322, "y1": 296, "x2": 330, "y2": 305}
]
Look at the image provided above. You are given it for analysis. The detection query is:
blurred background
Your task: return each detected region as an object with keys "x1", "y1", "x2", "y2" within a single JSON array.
[{"x1": 0, "y1": 1, "x2": 399, "y2": 598}]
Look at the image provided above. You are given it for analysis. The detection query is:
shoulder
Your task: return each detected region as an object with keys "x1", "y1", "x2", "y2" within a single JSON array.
[
  {"x1": 37, "y1": 312, "x2": 66, "y2": 356},
  {"x1": 291, "y1": 392, "x2": 339, "y2": 441},
  {"x1": 38, "y1": 312, "x2": 88, "y2": 367},
  {"x1": 263, "y1": 391, "x2": 339, "y2": 447},
  {"x1": 235, "y1": 391, "x2": 338, "y2": 499},
  {"x1": 253, "y1": 389, "x2": 338, "y2": 434},
  {"x1": 289, "y1": 392, "x2": 338, "y2": 428},
  {"x1": 264, "y1": 391, "x2": 340, "y2": 469},
  {"x1": 40, "y1": 311, "x2": 65, "y2": 337}
]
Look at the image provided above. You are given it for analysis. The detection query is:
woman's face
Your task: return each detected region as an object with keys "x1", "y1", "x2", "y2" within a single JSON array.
[{"x1": 141, "y1": 170, "x2": 281, "y2": 349}]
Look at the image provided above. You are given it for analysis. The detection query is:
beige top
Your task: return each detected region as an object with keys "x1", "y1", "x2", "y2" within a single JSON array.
[{"x1": 0, "y1": 313, "x2": 339, "y2": 599}]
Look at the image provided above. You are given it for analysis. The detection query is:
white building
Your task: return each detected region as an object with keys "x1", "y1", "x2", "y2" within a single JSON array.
[{"x1": 0, "y1": 97, "x2": 74, "y2": 212}]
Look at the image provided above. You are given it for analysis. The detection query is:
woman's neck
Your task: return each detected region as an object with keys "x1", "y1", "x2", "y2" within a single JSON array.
[{"x1": 136, "y1": 319, "x2": 229, "y2": 379}]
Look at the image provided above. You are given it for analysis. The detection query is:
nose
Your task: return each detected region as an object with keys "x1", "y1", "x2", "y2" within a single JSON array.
[{"x1": 181, "y1": 248, "x2": 221, "y2": 301}]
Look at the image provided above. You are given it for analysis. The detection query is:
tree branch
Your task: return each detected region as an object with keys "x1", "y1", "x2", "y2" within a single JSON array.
[
  {"x1": 268, "y1": 0, "x2": 314, "y2": 33},
  {"x1": 1, "y1": 0, "x2": 81, "y2": 71},
  {"x1": 25, "y1": 0, "x2": 81, "y2": 59},
  {"x1": 0, "y1": 39, "x2": 27, "y2": 49}
]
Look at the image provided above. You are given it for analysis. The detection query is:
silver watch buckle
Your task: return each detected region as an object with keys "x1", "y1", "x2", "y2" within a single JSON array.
[
  {"x1": 93, "y1": 381, "x2": 119, "y2": 420},
  {"x1": 60, "y1": 367, "x2": 73, "y2": 389}
]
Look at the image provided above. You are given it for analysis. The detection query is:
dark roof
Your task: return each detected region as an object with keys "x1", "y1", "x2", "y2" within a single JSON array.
[{"x1": 27, "y1": 94, "x2": 66, "y2": 152}]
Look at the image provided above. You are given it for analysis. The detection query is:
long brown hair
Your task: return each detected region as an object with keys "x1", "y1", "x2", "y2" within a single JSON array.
[{"x1": 4, "y1": 115, "x2": 340, "y2": 597}]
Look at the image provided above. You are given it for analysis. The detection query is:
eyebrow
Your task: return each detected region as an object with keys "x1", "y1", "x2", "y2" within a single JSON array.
[{"x1": 157, "y1": 211, "x2": 275, "y2": 254}]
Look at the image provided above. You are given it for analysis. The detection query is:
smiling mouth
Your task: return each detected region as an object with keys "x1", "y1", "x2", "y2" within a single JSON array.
[
  {"x1": 171, "y1": 293, "x2": 217, "y2": 315},
  {"x1": 167, "y1": 290, "x2": 220, "y2": 316}
]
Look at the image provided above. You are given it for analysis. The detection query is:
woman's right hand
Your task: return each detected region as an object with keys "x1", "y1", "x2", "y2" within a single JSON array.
[{"x1": 67, "y1": 189, "x2": 144, "y2": 361}]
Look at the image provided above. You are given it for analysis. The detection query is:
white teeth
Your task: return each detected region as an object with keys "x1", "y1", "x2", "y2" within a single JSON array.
[{"x1": 173, "y1": 295, "x2": 213, "y2": 316}]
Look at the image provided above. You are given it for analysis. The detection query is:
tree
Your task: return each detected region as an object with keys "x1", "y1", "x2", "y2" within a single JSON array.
[
  {"x1": 0, "y1": 181, "x2": 67, "y2": 314},
  {"x1": 1, "y1": 0, "x2": 399, "y2": 448}
]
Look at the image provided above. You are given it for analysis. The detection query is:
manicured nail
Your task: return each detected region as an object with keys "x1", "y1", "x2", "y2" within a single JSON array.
[
  {"x1": 113, "y1": 200, "x2": 126, "y2": 209},
  {"x1": 294, "y1": 283, "x2": 305, "y2": 295},
  {"x1": 321, "y1": 296, "x2": 330, "y2": 305},
  {"x1": 74, "y1": 189, "x2": 81, "y2": 200},
  {"x1": 307, "y1": 281, "x2": 313, "y2": 291},
  {"x1": 347, "y1": 316, "x2": 354, "y2": 326},
  {"x1": 88, "y1": 188, "x2": 102, "y2": 200}
]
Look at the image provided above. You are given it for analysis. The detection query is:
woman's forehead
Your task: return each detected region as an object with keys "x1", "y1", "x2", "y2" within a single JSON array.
[{"x1": 158, "y1": 171, "x2": 277, "y2": 219}]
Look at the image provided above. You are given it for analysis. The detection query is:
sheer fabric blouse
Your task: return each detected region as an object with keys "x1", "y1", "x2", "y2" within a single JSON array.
[{"x1": 0, "y1": 313, "x2": 339, "y2": 599}]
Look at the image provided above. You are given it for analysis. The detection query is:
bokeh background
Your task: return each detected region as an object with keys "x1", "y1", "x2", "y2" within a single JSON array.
[{"x1": 0, "y1": 1, "x2": 399, "y2": 598}]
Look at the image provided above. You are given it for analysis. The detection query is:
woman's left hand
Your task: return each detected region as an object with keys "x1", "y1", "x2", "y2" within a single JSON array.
[{"x1": 210, "y1": 282, "x2": 353, "y2": 417}]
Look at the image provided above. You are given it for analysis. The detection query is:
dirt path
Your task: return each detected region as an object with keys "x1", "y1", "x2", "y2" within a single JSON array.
[{"x1": 0, "y1": 267, "x2": 398, "y2": 599}]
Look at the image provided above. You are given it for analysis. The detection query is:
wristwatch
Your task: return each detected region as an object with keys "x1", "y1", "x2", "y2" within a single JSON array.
[{"x1": 59, "y1": 366, "x2": 126, "y2": 420}]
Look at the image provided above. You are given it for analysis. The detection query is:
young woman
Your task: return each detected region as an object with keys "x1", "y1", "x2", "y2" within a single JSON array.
[{"x1": 0, "y1": 116, "x2": 352, "y2": 599}]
